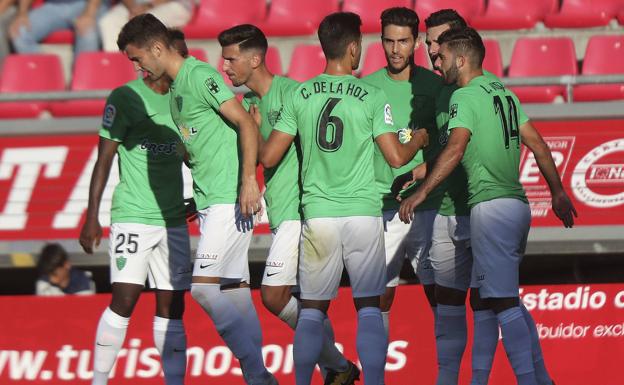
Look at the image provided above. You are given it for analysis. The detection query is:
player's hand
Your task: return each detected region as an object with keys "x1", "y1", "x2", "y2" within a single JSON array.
[
  {"x1": 184, "y1": 198, "x2": 198, "y2": 223},
  {"x1": 79, "y1": 217, "x2": 102, "y2": 254},
  {"x1": 552, "y1": 190, "x2": 577, "y2": 228},
  {"x1": 398, "y1": 189, "x2": 427, "y2": 224},
  {"x1": 239, "y1": 177, "x2": 261, "y2": 217},
  {"x1": 413, "y1": 128, "x2": 429, "y2": 148},
  {"x1": 249, "y1": 103, "x2": 262, "y2": 127},
  {"x1": 9, "y1": 14, "x2": 30, "y2": 40},
  {"x1": 73, "y1": 13, "x2": 96, "y2": 36}
]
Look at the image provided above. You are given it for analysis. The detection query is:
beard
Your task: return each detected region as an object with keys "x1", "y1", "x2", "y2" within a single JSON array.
[{"x1": 443, "y1": 63, "x2": 459, "y2": 85}]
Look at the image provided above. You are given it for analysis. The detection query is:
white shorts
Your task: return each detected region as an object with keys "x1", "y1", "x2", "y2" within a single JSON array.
[
  {"x1": 109, "y1": 223, "x2": 191, "y2": 290},
  {"x1": 299, "y1": 216, "x2": 386, "y2": 300},
  {"x1": 262, "y1": 220, "x2": 301, "y2": 286},
  {"x1": 470, "y1": 198, "x2": 531, "y2": 298},
  {"x1": 429, "y1": 214, "x2": 472, "y2": 291},
  {"x1": 384, "y1": 209, "x2": 436, "y2": 287},
  {"x1": 193, "y1": 204, "x2": 253, "y2": 282}
]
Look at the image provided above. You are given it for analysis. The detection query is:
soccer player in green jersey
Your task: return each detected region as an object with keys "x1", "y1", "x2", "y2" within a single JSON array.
[
  {"x1": 218, "y1": 24, "x2": 359, "y2": 385},
  {"x1": 79, "y1": 29, "x2": 191, "y2": 385},
  {"x1": 116, "y1": 15, "x2": 274, "y2": 385},
  {"x1": 399, "y1": 27, "x2": 577, "y2": 385},
  {"x1": 259, "y1": 12, "x2": 428, "y2": 385},
  {"x1": 361, "y1": 8, "x2": 445, "y2": 362}
]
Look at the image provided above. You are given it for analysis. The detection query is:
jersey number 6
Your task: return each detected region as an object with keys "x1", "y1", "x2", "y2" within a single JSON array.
[{"x1": 316, "y1": 97, "x2": 344, "y2": 152}]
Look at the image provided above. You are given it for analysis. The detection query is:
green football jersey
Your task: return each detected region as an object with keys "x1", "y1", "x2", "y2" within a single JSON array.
[
  {"x1": 99, "y1": 78, "x2": 186, "y2": 226},
  {"x1": 437, "y1": 70, "x2": 500, "y2": 216},
  {"x1": 169, "y1": 56, "x2": 239, "y2": 210},
  {"x1": 243, "y1": 76, "x2": 302, "y2": 229},
  {"x1": 274, "y1": 74, "x2": 395, "y2": 219},
  {"x1": 448, "y1": 75, "x2": 529, "y2": 207},
  {"x1": 363, "y1": 66, "x2": 445, "y2": 211}
]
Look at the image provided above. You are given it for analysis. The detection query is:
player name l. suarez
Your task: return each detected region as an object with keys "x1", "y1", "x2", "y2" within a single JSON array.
[{"x1": 300, "y1": 80, "x2": 370, "y2": 102}]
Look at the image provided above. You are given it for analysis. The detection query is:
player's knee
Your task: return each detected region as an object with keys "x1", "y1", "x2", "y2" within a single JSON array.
[
  {"x1": 469, "y1": 288, "x2": 489, "y2": 311},
  {"x1": 354, "y1": 296, "x2": 380, "y2": 311},
  {"x1": 423, "y1": 284, "x2": 437, "y2": 307},
  {"x1": 155, "y1": 290, "x2": 185, "y2": 319},
  {"x1": 435, "y1": 285, "x2": 468, "y2": 306},
  {"x1": 261, "y1": 285, "x2": 292, "y2": 316},
  {"x1": 489, "y1": 297, "x2": 519, "y2": 314},
  {"x1": 380, "y1": 286, "x2": 395, "y2": 312},
  {"x1": 190, "y1": 283, "x2": 219, "y2": 304}
]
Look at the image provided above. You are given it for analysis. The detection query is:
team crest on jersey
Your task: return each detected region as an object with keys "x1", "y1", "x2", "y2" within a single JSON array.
[
  {"x1": 450, "y1": 103, "x2": 458, "y2": 119},
  {"x1": 384, "y1": 103, "x2": 394, "y2": 125},
  {"x1": 398, "y1": 127, "x2": 413, "y2": 144},
  {"x1": 267, "y1": 107, "x2": 282, "y2": 127},
  {"x1": 205, "y1": 77, "x2": 220, "y2": 94},
  {"x1": 102, "y1": 104, "x2": 116, "y2": 128},
  {"x1": 116, "y1": 256, "x2": 127, "y2": 270},
  {"x1": 179, "y1": 125, "x2": 198, "y2": 142}
]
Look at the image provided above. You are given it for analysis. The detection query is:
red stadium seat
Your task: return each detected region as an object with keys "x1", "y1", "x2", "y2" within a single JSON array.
[
  {"x1": 287, "y1": 44, "x2": 325, "y2": 82},
  {"x1": 257, "y1": 0, "x2": 340, "y2": 36},
  {"x1": 49, "y1": 52, "x2": 136, "y2": 117},
  {"x1": 0, "y1": 54, "x2": 65, "y2": 118},
  {"x1": 342, "y1": 0, "x2": 412, "y2": 33},
  {"x1": 483, "y1": 39, "x2": 503, "y2": 78},
  {"x1": 544, "y1": 0, "x2": 620, "y2": 28},
  {"x1": 574, "y1": 35, "x2": 624, "y2": 102},
  {"x1": 359, "y1": 41, "x2": 430, "y2": 77},
  {"x1": 472, "y1": 0, "x2": 558, "y2": 30},
  {"x1": 183, "y1": 0, "x2": 266, "y2": 39},
  {"x1": 508, "y1": 37, "x2": 578, "y2": 103},
  {"x1": 619, "y1": 10, "x2": 624, "y2": 25},
  {"x1": 415, "y1": 0, "x2": 485, "y2": 31},
  {"x1": 188, "y1": 48, "x2": 208, "y2": 62}
]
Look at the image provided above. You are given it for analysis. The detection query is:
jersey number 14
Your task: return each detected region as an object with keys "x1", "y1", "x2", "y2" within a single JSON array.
[{"x1": 493, "y1": 95, "x2": 520, "y2": 149}]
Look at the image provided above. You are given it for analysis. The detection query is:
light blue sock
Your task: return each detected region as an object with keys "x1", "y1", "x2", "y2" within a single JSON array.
[
  {"x1": 497, "y1": 307, "x2": 538, "y2": 385},
  {"x1": 356, "y1": 307, "x2": 388, "y2": 385},
  {"x1": 435, "y1": 304, "x2": 467, "y2": 385},
  {"x1": 470, "y1": 310, "x2": 498, "y2": 385},
  {"x1": 293, "y1": 308, "x2": 325, "y2": 385},
  {"x1": 190, "y1": 284, "x2": 266, "y2": 380},
  {"x1": 521, "y1": 304, "x2": 553, "y2": 385}
]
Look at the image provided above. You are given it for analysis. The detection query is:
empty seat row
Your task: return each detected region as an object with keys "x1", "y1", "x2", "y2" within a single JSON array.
[{"x1": 1, "y1": 35, "x2": 623, "y2": 118}]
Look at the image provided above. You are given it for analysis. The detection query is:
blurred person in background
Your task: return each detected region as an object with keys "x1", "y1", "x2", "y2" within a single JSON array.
[
  {"x1": 9, "y1": 0, "x2": 108, "y2": 55},
  {"x1": 98, "y1": 0, "x2": 192, "y2": 52},
  {"x1": 35, "y1": 243, "x2": 96, "y2": 296},
  {"x1": 0, "y1": 0, "x2": 16, "y2": 64}
]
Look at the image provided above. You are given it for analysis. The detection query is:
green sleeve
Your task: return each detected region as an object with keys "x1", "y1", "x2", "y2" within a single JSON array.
[
  {"x1": 372, "y1": 88, "x2": 396, "y2": 139},
  {"x1": 192, "y1": 67, "x2": 235, "y2": 110},
  {"x1": 513, "y1": 93, "x2": 530, "y2": 125},
  {"x1": 99, "y1": 87, "x2": 131, "y2": 142},
  {"x1": 273, "y1": 89, "x2": 297, "y2": 136},
  {"x1": 448, "y1": 89, "x2": 477, "y2": 135}
]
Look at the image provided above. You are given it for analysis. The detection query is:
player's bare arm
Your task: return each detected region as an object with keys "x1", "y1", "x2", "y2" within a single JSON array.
[
  {"x1": 219, "y1": 97, "x2": 261, "y2": 217},
  {"x1": 248, "y1": 103, "x2": 266, "y2": 154},
  {"x1": 375, "y1": 128, "x2": 429, "y2": 168},
  {"x1": 259, "y1": 130, "x2": 295, "y2": 168},
  {"x1": 399, "y1": 128, "x2": 469, "y2": 223},
  {"x1": 79, "y1": 137, "x2": 119, "y2": 254},
  {"x1": 520, "y1": 121, "x2": 577, "y2": 227}
]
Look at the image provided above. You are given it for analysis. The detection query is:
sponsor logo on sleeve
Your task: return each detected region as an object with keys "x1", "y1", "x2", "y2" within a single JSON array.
[
  {"x1": 384, "y1": 103, "x2": 393, "y2": 125},
  {"x1": 205, "y1": 78, "x2": 220, "y2": 94},
  {"x1": 450, "y1": 103, "x2": 458, "y2": 119},
  {"x1": 102, "y1": 104, "x2": 116, "y2": 128}
]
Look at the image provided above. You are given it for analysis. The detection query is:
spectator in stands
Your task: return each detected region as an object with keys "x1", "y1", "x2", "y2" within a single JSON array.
[
  {"x1": 0, "y1": 0, "x2": 16, "y2": 63},
  {"x1": 99, "y1": 0, "x2": 192, "y2": 52},
  {"x1": 35, "y1": 243, "x2": 96, "y2": 296},
  {"x1": 9, "y1": 0, "x2": 108, "y2": 55}
]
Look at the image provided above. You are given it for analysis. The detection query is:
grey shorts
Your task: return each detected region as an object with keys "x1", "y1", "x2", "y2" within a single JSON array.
[
  {"x1": 429, "y1": 214, "x2": 472, "y2": 291},
  {"x1": 470, "y1": 198, "x2": 531, "y2": 298}
]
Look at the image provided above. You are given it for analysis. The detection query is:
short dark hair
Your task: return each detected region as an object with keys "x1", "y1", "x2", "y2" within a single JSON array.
[
  {"x1": 318, "y1": 12, "x2": 362, "y2": 60},
  {"x1": 437, "y1": 27, "x2": 485, "y2": 67},
  {"x1": 218, "y1": 24, "x2": 268, "y2": 55},
  {"x1": 168, "y1": 29, "x2": 188, "y2": 57},
  {"x1": 37, "y1": 243, "x2": 68, "y2": 276},
  {"x1": 424, "y1": 9, "x2": 467, "y2": 30},
  {"x1": 381, "y1": 7, "x2": 420, "y2": 39},
  {"x1": 117, "y1": 14, "x2": 172, "y2": 51}
]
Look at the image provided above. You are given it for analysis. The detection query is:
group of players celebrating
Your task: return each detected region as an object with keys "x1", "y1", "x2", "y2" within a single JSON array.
[{"x1": 78, "y1": 5, "x2": 577, "y2": 385}]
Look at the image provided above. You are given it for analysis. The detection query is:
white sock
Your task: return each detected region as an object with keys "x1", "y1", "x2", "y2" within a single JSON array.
[
  {"x1": 278, "y1": 296, "x2": 299, "y2": 329},
  {"x1": 223, "y1": 287, "x2": 263, "y2": 349},
  {"x1": 153, "y1": 317, "x2": 187, "y2": 385},
  {"x1": 92, "y1": 307, "x2": 129, "y2": 385},
  {"x1": 190, "y1": 283, "x2": 267, "y2": 381}
]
